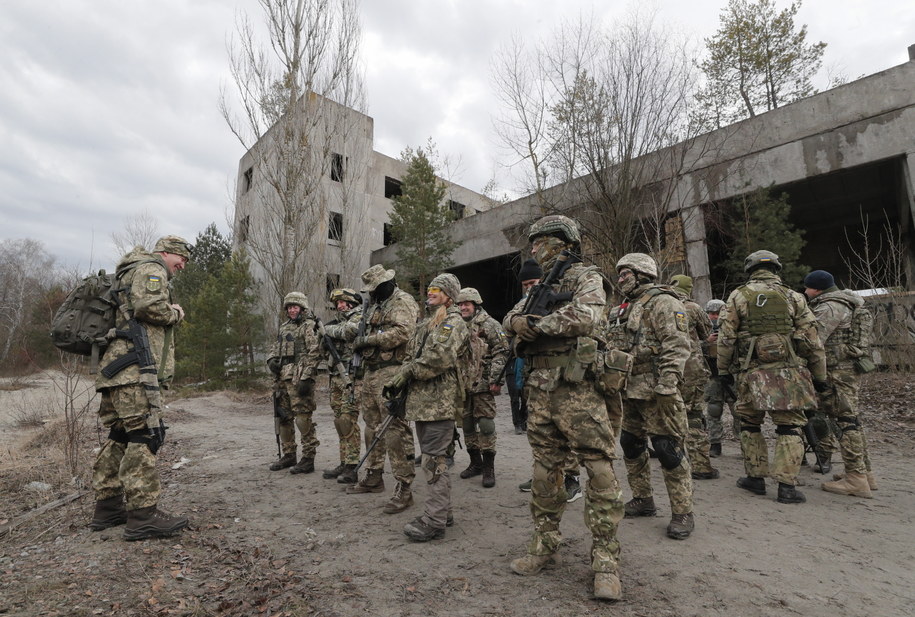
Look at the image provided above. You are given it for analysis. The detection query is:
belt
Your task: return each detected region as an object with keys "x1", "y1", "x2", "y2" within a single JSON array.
[
  {"x1": 365, "y1": 360, "x2": 400, "y2": 370},
  {"x1": 528, "y1": 354, "x2": 571, "y2": 369},
  {"x1": 631, "y1": 363, "x2": 654, "y2": 375}
]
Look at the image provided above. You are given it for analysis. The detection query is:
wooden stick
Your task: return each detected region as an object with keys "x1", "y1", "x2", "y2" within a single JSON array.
[{"x1": 0, "y1": 491, "x2": 88, "y2": 537}]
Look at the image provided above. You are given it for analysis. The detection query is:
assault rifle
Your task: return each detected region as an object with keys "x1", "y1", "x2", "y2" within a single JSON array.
[
  {"x1": 348, "y1": 303, "x2": 370, "y2": 403},
  {"x1": 353, "y1": 386, "x2": 408, "y2": 473},
  {"x1": 272, "y1": 390, "x2": 290, "y2": 458},
  {"x1": 802, "y1": 411, "x2": 833, "y2": 475},
  {"x1": 314, "y1": 315, "x2": 353, "y2": 394}
]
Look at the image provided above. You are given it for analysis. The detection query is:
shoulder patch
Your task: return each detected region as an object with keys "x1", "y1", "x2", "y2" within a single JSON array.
[
  {"x1": 675, "y1": 311, "x2": 687, "y2": 332},
  {"x1": 146, "y1": 275, "x2": 162, "y2": 292}
]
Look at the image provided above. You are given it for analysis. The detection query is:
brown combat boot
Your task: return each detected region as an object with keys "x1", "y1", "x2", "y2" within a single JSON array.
[
  {"x1": 459, "y1": 449, "x2": 483, "y2": 479},
  {"x1": 822, "y1": 472, "x2": 873, "y2": 498},
  {"x1": 666, "y1": 512, "x2": 695, "y2": 539},
  {"x1": 346, "y1": 468, "x2": 385, "y2": 494},
  {"x1": 269, "y1": 453, "x2": 296, "y2": 471},
  {"x1": 382, "y1": 481, "x2": 413, "y2": 514},
  {"x1": 624, "y1": 497, "x2": 657, "y2": 517},
  {"x1": 123, "y1": 506, "x2": 189, "y2": 541},
  {"x1": 481, "y1": 451, "x2": 496, "y2": 488},
  {"x1": 510, "y1": 553, "x2": 560, "y2": 576},
  {"x1": 289, "y1": 457, "x2": 315, "y2": 474},
  {"x1": 337, "y1": 464, "x2": 358, "y2": 484},
  {"x1": 833, "y1": 471, "x2": 878, "y2": 491},
  {"x1": 88, "y1": 495, "x2": 127, "y2": 531},
  {"x1": 593, "y1": 572, "x2": 622, "y2": 601}
]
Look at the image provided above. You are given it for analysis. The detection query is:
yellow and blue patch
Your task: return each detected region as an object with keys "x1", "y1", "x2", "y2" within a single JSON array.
[
  {"x1": 146, "y1": 275, "x2": 162, "y2": 292},
  {"x1": 674, "y1": 311, "x2": 687, "y2": 332}
]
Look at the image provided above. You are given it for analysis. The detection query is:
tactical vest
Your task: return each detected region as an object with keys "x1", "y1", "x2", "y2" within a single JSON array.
[
  {"x1": 737, "y1": 285, "x2": 798, "y2": 368},
  {"x1": 621, "y1": 286, "x2": 679, "y2": 373}
]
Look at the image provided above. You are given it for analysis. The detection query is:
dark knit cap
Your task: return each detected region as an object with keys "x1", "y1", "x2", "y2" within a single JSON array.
[
  {"x1": 803, "y1": 270, "x2": 835, "y2": 290},
  {"x1": 519, "y1": 258, "x2": 543, "y2": 281}
]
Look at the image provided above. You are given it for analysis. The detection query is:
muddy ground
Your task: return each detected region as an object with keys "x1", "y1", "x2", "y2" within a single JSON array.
[{"x1": 1, "y1": 372, "x2": 914, "y2": 617}]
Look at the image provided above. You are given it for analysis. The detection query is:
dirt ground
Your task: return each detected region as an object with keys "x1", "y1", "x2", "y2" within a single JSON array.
[{"x1": 1, "y1": 372, "x2": 914, "y2": 617}]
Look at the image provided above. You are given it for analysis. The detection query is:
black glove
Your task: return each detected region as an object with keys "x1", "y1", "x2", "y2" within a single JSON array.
[
  {"x1": 718, "y1": 374, "x2": 734, "y2": 388},
  {"x1": 812, "y1": 378, "x2": 831, "y2": 393},
  {"x1": 297, "y1": 378, "x2": 315, "y2": 397},
  {"x1": 267, "y1": 357, "x2": 282, "y2": 375}
]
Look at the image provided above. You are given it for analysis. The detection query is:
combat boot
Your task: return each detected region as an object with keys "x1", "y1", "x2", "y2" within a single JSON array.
[
  {"x1": 289, "y1": 457, "x2": 315, "y2": 474},
  {"x1": 593, "y1": 572, "x2": 622, "y2": 601},
  {"x1": 776, "y1": 482, "x2": 806, "y2": 504},
  {"x1": 88, "y1": 495, "x2": 127, "y2": 531},
  {"x1": 833, "y1": 471, "x2": 878, "y2": 491},
  {"x1": 123, "y1": 506, "x2": 189, "y2": 541},
  {"x1": 403, "y1": 516, "x2": 445, "y2": 542},
  {"x1": 481, "y1": 451, "x2": 496, "y2": 488},
  {"x1": 336, "y1": 464, "x2": 358, "y2": 484},
  {"x1": 692, "y1": 468, "x2": 720, "y2": 480},
  {"x1": 510, "y1": 553, "x2": 560, "y2": 576},
  {"x1": 459, "y1": 448, "x2": 483, "y2": 479},
  {"x1": 269, "y1": 453, "x2": 296, "y2": 471},
  {"x1": 323, "y1": 462, "x2": 346, "y2": 479},
  {"x1": 736, "y1": 476, "x2": 767, "y2": 495},
  {"x1": 346, "y1": 468, "x2": 385, "y2": 494},
  {"x1": 822, "y1": 472, "x2": 873, "y2": 498},
  {"x1": 666, "y1": 512, "x2": 695, "y2": 539},
  {"x1": 624, "y1": 497, "x2": 657, "y2": 518},
  {"x1": 382, "y1": 481, "x2": 414, "y2": 514},
  {"x1": 708, "y1": 443, "x2": 722, "y2": 457}
]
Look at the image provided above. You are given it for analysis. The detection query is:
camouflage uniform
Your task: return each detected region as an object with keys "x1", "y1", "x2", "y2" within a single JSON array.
[
  {"x1": 505, "y1": 261, "x2": 624, "y2": 577},
  {"x1": 93, "y1": 248, "x2": 183, "y2": 511},
  {"x1": 462, "y1": 308, "x2": 509, "y2": 453},
  {"x1": 324, "y1": 304, "x2": 364, "y2": 470},
  {"x1": 718, "y1": 268, "x2": 826, "y2": 492},
  {"x1": 268, "y1": 306, "x2": 322, "y2": 464}
]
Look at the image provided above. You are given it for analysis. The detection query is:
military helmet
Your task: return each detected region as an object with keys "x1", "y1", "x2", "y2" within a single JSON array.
[
  {"x1": 527, "y1": 215, "x2": 581, "y2": 244},
  {"x1": 283, "y1": 291, "x2": 309, "y2": 310},
  {"x1": 744, "y1": 250, "x2": 782, "y2": 272},
  {"x1": 616, "y1": 253, "x2": 658, "y2": 279},
  {"x1": 457, "y1": 287, "x2": 483, "y2": 304},
  {"x1": 329, "y1": 288, "x2": 362, "y2": 306},
  {"x1": 705, "y1": 299, "x2": 726, "y2": 313}
]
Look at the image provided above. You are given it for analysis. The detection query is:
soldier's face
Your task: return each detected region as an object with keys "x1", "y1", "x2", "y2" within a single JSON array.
[
  {"x1": 707, "y1": 311, "x2": 720, "y2": 321},
  {"x1": 427, "y1": 287, "x2": 446, "y2": 307},
  {"x1": 458, "y1": 301, "x2": 475, "y2": 318},
  {"x1": 286, "y1": 305, "x2": 302, "y2": 320},
  {"x1": 336, "y1": 300, "x2": 349, "y2": 312},
  {"x1": 804, "y1": 287, "x2": 821, "y2": 299},
  {"x1": 161, "y1": 252, "x2": 188, "y2": 275},
  {"x1": 520, "y1": 279, "x2": 539, "y2": 295}
]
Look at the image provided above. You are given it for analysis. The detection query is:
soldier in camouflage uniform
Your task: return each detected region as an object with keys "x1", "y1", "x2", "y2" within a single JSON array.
[
  {"x1": 90, "y1": 235, "x2": 192, "y2": 540},
  {"x1": 717, "y1": 250, "x2": 829, "y2": 504},
  {"x1": 456, "y1": 287, "x2": 509, "y2": 488},
  {"x1": 504, "y1": 215, "x2": 624, "y2": 602},
  {"x1": 385, "y1": 273, "x2": 470, "y2": 541},
  {"x1": 669, "y1": 275, "x2": 718, "y2": 480},
  {"x1": 613, "y1": 254, "x2": 695, "y2": 540},
  {"x1": 803, "y1": 270, "x2": 876, "y2": 498},
  {"x1": 347, "y1": 265, "x2": 420, "y2": 516},
  {"x1": 703, "y1": 299, "x2": 736, "y2": 457},
  {"x1": 321, "y1": 288, "x2": 364, "y2": 484},
  {"x1": 266, "y1": 292, "x2": 322, "y2": 474}
]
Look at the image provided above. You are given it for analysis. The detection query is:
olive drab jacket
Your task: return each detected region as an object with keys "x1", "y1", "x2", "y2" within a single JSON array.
[
  {"x1": 807, "y1": 288, "x2": 866, "y2": 369},
  {"x1": 356, "y1": 288, "x2": 419, "y2": 370},
  {"x1": 401, "y1": 305, "x2": 470, "y2": 422},
  {"x1": 268, "y1": 314, "x2": 321, "y2": 383},
  {"x1": 324, "y1": 306, "x2": 363, "y2": 370},
  {"x1": 95, "y1": 248, "x2": 182, "y2": 391},
  {"x1": 466, "y1": 308, "x2": 509, "y2": 393}
]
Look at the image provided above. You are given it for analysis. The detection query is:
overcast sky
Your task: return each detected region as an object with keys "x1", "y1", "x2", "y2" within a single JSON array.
[{"x1": 1, "y1": 0, "x2": 912, "y2": 270}]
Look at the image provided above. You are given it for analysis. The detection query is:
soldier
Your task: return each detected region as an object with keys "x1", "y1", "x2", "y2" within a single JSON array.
[
  {"x1": 668, "y1": 275, "x2": 718, "y2": 480},
  {"x1": 456, "y1": 287, "x2": 509, "y2": 488},
  {"x1": 802, "y1": 270, "x2": 876, "y2": 498},
  {"x1": 322, "y1": 288, "x2": 364, "y2": 485},
  {"x1": 89, "y1": 235, "x2": 192, "y2": 540},
  {"x1": 507, "y1": 258, "x2": 543, "y2": 434},
  {"x1": 504, "y1": 215, "x2": 624, "y2": 602},
  {"x1": 717, "y1": 250, "x2": 828, "y2": 504},
  {"x1": 385, "y1": 273, "x2": 470, "y2": 541},
  {"x1": 347, "y1": 265, "x2": 420, "y2": 517},
  {"x1": 703, "y1": 298, "x2": 732, "y2": 457},
  {"x1": 266, "y1": 292, "x2": 322, "y2": 474},
  {"x1": 614, "y1": 254, "x2": 695, "y2": 540}
]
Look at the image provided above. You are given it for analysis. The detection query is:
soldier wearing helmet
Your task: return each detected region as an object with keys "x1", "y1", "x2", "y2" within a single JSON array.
[
  {"x1": 718, "y1": 250, "x2": 827, "y2": 505},
  {"x1": 321, "y1": 288, "x2": 365, "y2": 484},
  {"x1": 702, "y1": 298, "x2": 735, "y2": 458},
  {"x1": 612, "y1": 253, "x2": 695, "y2": 541},
  {"x1": 504, "y1": 215, "x2": 625, "y2": 601},
  {"x1": 266, "y1": 291, "x2": 322, "y2": 474},
  {"x1": 456, "y1": 287, "x2": 509, "y2": 488}
]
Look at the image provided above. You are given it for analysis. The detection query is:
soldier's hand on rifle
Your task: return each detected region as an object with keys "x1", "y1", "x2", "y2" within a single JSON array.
[
  {"x1": 812, "y1": 377, "x2": 831, "y2": 393},
  {"x1": 353, "y1": 334, "x2": 375, "y2": 351},
  {"x1": 511, "y1": 315, "x2": 541, "y2": 342},
  {"x1": 267, "y1": 356, "x2": 282, "y2": 376},
  {"x1": 382, "y1": 367, "x2": 411, "y2": 399},
  {"x1": 489, "y1": 383, "x2": 502, "y2": 395},
  {"x1": 297, "y1": 378, "x2": 315, "y2": 397},
  {"x1": 171, "y1": 303, "x2": 185, "y2": 321}
]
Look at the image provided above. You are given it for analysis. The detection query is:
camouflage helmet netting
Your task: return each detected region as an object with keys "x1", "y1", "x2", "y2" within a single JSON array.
[
  {"x1": 330, "y1": 288, "x2": 362, "y2": 306},
  {"x1": 616, "y1": 253, "x2": 659, "y2": 279},
  {"x1": 283, "y1": 291, "x2": 309, "y2": 310},
  {"x1": 457, "y1": 287, "x2": 483, "y2": 304},
  {"x1": 527, "y1": 215, "x2": 581, "y2": 244}
]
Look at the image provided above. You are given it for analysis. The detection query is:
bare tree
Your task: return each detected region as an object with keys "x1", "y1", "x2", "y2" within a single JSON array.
[
  {"x1": 110, "y1": 209, "x2": 160, "y2": 257},
  {"x1": 0, "y1": 239, "x2": 57, "y2": 367},
  {"x1": 220, "y1": 0, "x2": 366, "y2": 320}
]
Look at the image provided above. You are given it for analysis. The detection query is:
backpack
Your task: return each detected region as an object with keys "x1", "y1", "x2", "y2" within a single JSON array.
[{"x1": 841, "y1": 298, "x2": 875, "y2": 372}]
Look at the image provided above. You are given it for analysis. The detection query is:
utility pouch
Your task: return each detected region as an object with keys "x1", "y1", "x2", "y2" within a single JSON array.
[
  {"x1": 563, "y1": 337, "x2": 597, "y2": 383},
  {"x1": 594, "y1": 349, "x2": 634, "y2": 395},
  {"x1": 754, "y1": 333, "x2": 790, "y2": 363},
  {"x1": 853, "y1": 356, "x2": 876, "y2": 374}
]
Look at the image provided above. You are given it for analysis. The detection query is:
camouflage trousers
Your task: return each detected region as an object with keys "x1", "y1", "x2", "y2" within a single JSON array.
[
  {"x1": 330, "y1": 376, "x2": 361, "y2": 465},
  {"x1": 358, "y1": 365, "x2": 414, "y2": 484},
  {"x1": 682, "y1": 381, "x2": 713, "y2": 474},
  {"x1": 734, "y1": 400, "x2": 806, "y2": 486},
  {"x1": 621, "y1": 397, "x2": 694, "y2": 515},
  {"x1": 704, "y1": 378, "x2": 739, "y2": 444},
  {"x1": 524, "y1": 371, "x2": 623, "y2": 574},
  {"x1": 92, "y1": 385, "x2": 161, "y2": 510},
  {"x1": 815, "y1": 366, "x2": 871, "y2": 474},
  {"x1": 462, "y1": 391, "x2": 497, "y2": 452},
  {"x1": 275, "y1": 379, "x2": 318, "y2": 459}
]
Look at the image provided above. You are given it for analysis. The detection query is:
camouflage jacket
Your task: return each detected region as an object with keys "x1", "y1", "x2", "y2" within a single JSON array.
[
  {"x1": 611, "y1": 283, "x2": 690, "y2": 399},
  {"x1": 717, "y1": 270, "x2": 826, "y2": 380},
  {"x1": 267, "y1": 315, "x2": 321, "y2": 383},
  {"x1": 808, "y1": 287, "x2": 863, "y2": 368},
  {"x1": 403, "y1": 305, "x2": 470, "y2": 422},
  {"x1": 670, "y1": 288, "x2": 713, "y2": 386},
  {"x1": 96, "y1": 249, "x2": 182, "y2": 391},
  {"x1": 323, "y1": 306, "x2": 363, "y2": 369},
  {"x1": 466, "y1": 308, "x2": 509, "y2": 392},
  {"x1": 358, "y1": 287, "x2": 419, "y2": 368}
]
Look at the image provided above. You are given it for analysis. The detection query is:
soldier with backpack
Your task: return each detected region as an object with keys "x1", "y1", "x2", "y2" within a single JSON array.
[
  {"x1": 88, "y1": 235, "x2": 192, "y2": 540},
  {"x1": 803, "y1": 270, "x2": 877, "y2": 498}
]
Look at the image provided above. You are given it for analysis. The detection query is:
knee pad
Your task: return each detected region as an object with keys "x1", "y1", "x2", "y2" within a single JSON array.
[
  {"x1": 477, "y1": 417, "x2": 496, "y2": 435},
  {"x1": 423, "y1": 455, "x2": 447, "y2": 484},
  {"x1": 531, "y1": 460, "x2": 562, "y2": 499},
  {"x1": 650, "y1": 435, "x2": 684, "y2": 470},
  {"x1": 107, "y1": 426, "x2": 129, "y2": 444},
  {"x1": 334, "y1": 414, "x2": 355, "y2": 438},
  {"x1": 582, "y1": 458, "x2": 617, "y2": 491},
  {"x1": 706, "y1": 401, "x2": 723, "y2": 419},
  {"x1": 619, "y1": 430, "x2": 647, "y2": 460},
  {"x1": 775, "y1": 424, "x2": 801, "y2": 437},
  {"x1": 462, "y1": 415, "x2": 476, "y2": 434},
  {"x1": 741, "y1": 424, "x2": 762, "y2": 434},
  {"x1": 836, "y1": 415, "x2": 859, "y2": 434}
]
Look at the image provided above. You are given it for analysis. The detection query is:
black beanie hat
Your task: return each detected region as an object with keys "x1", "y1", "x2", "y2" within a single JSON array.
[
  {"x1": 803, "y1": 270, "x2": 835, "y2": 290},
  {"x1": 519, "y1": 258, "x2": 543, "y2": 281}
]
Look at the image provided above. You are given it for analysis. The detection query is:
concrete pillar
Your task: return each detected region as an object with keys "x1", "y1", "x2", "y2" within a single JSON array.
[{"x1": 901, "y1": 154, "x2": 915, "y2": 290}]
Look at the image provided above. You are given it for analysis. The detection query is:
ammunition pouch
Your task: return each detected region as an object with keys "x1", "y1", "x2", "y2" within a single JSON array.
[
  {"x1": 853, "y1": 356, "x2": 876, "y2": 374},
  {"x1": 754, "y1": 332, "x2": 792, "y2": 364},
  {"x1": 593, "y1": 349, "x2": 634, "y2": 396},
  {"x1": 563, "y1": 336, "x2": 597, "y2": 383},
  {"x1": 127, "y1": 420, "x2": 166, "y2": 455}
]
